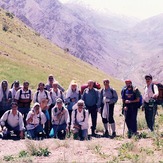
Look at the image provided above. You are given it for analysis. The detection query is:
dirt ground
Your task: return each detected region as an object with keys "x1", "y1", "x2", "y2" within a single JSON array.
[{"x1": 0, "y1": 103, "x2": 163, "y2": 163}]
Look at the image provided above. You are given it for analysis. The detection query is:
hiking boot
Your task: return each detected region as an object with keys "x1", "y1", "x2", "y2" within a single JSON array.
[
  {"x1": 103, "y1": 130, "x2": 109, "y2": 137},
  {"x1": 127, "y1": 131, "x2": 132, "y2": 139},
  {"x1": 112, "y1": 132, "x2": 116, "y2": 138}
]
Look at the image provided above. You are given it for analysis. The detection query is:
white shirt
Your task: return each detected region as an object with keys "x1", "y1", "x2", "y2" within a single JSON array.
[
  {"x1": 51, "y1": 107, "x2": 69, "y2": 125},
  {"x1": 33, "y1": 90, "x2": 52, "y2": 106},
  {"x1": 26, "y1": 110, "x2": 47, "y2": 130},
  {"x1": 50, "y1": 89, "x2": 63, "y2": 104},
  {"x1": 143, "y1": 83, "x2": 159, "y2": 103},
  {"x1": 15, "y1": 89, "x2": 33, "y2": 100},
  {"x1": 71, "y1": 109, "x2": 89, "y2": 130},
  {"x1": 0, "y1": 110, "x2": 24, "y2": 131}
]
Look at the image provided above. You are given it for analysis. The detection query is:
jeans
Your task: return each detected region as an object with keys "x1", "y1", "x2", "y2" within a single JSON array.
[
  {"x1": 27, "y1": 124, "x2": 44, "y2": 139},
  {"x1": 144, "y1": 102, "x2": 157, "y2": 131},
  {"x1": 49, "y1": 123, "x2": 67, "y2": 138}
]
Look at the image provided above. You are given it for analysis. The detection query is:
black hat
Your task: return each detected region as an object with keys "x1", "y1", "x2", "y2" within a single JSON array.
[{"x1": 145, "y1": 74, "x2": 152, "y2": 80}]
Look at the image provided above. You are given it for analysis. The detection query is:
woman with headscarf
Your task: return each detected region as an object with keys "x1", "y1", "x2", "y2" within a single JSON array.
[
  {"x1": 45, "y1": 74, "x2": 65, "y2": 92},
  {"x1": 0, "y1": 80, "x2": 11, "y2": 118},
  {"x1": 26, "y1": 102, "x2": 47, "y2": 139},
  {"x1": 65, "y1": 80, "x2": 81, "y2": 131}
]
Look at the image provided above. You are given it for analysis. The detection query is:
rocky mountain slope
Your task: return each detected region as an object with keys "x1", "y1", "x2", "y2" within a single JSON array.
[{"x1": 0, "y1": 0, "x2": 162, "y2": 86}]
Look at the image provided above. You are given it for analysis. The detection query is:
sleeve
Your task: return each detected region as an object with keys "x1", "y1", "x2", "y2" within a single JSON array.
[
  {"x1": 47, "y1": 92, "x2": 52, "y2": 106},
  {"x1": 58, "y1": 84, "x2": 65, "y2": 92},
  {"x1": 154, "y1": 84, "x2": 159, "y2": 96},
  {"x1": 97, "y1": 90, "x2": 102, "y2": 108},
  {"x1": 51, "y1": 107, "x2": 58, "y2": 122},
  {"x1": 26, "y1": 111, "x2": 32, "y2": 121},
  {"x1": 41, "y1": 112, "x2": 47, "y2": 124},
  {"x1": 18, "y1": 113, "x2": 25, "y2": 131},
  {"x1": 0, "y1": 111, "x2": 8, "y2": 126},
  {"x1": 33, "y1": 92, "x2": 37, "y2": 103},
  {"x1": 71, "y1": 110, "x2": 75, "y2": 128},
  {"x1": 110, "y1": 89, "x2": 118, "y2": 104},
  {"x1": 96, "y1": 90, "x2": 99, "y2": 105},
  {"x1": 15, "y1": 90, "x2": 20, "y2": 100},
  {"x1": 30, "y1": 90, "x2": 33, "y2": 100},
  {"x1": 65, "y1": 109, "x2": 69, "y2": 125}
]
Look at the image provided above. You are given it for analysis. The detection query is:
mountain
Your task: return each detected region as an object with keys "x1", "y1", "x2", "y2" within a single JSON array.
[
  {"x1": 0, "y1": 0, "x2": 162, "y2": 86},
  {"x1": 0, "y1": 0, "x2": 137, "y2": 79},
  {"x1": 0, "y1": 8, "x2": 123, "y2": 92}
]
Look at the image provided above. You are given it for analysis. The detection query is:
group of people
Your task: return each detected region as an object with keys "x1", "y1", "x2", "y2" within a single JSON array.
[{"x1": 0, "y1": 74, "x2": 159, "y2": 140}]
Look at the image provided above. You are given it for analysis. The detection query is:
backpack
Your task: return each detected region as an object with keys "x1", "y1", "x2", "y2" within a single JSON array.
[
  {"x1": 81, "y1": 82, "x2": 101, "y2": 94},
  {"x1": 151, "y1": 83, "x2": 163, "y2": 105},
  {"x1": 36, "y1": 90, "x2": 48, "y2": 102},
  {"x1": 74, "y1": 109, "x2": 86, "y2": 123}
]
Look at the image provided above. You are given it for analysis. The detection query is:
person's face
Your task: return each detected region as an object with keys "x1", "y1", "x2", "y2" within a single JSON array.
[
  {"x1": 39, "y1": 83, "x2": 44, "y2": 90},
  {"x1": 71, "y1": 84, "x2": 77, "y2": 91},
  {"x1": 2, "y1": 82, "x2": 7, "y2": 91},
  {"x1": 34, "y1": 105, "x2": 40, "y2": 114},
  {"x1": 23, "y1": 82, "x2": 29, "y2": 90},
  {"x1": 53, "y1": 84, "x2": 58, "y2": 89},
  {"x1": 103, "y1": 81, "x2": 109, "y2": 88},
  {"x1": 78, "y1": 103, "x2": 83, "y2": 112},
  {"x1": 57, "y1": 102, "x2": 63, "y2": 109},
  {"x1": 125, "y1": 82, "x2": 132, "y2": 87},
  {"x1": 12, "y1": 104, "x2": 18, "y2": 111},
  {"x1": 88, "y1": 81, "x2": 94, "y2": 89},
  {"x1": 145, "y1": 78, "x2": 152, "y2": 85},
  {"x1": 49, "y1": 76, "x2": 54, "y2": 83}
]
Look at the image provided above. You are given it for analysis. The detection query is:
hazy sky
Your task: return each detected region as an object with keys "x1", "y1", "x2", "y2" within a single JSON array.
[{"x1": 59, "y1": 0, "x2": 163, "y2": 19}]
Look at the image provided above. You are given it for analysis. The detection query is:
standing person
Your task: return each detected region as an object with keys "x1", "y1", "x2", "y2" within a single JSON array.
[
  {"x1": 49, "y1": 98, "x2": 69, "y2": 139},
  {"x1": 0, "y1": 102, "x2": 24, "y2": 139},
  {"x1": 142, "y1": 74, "x2": 159, "y2": 132},
  {"x1": 122, "y1": 79, "x2": 141, "y2": 138},
  {"x1": 26, "y1": 103, "x2": 47, "y2": 139},
  {"x1": 99, "y1": 79, "x2": 118, "y2": 137},
  {"x1": 82, "y1": 80, "x2": 99, "y2": 136},
  {"x1": 0, "y1": 80, "x2": 12, "y2": 118},
  {"x1": 45, "y1": 74, "x2": 65, "y2": 92},
  {"x1": 9, "y1": 81, "x2": 21, "y2": 101},
  {"x1": 15, "y1": 81, "x2": 32, "y2": 126},
  {"x1": 50, "y1": 81, "x2": 64, "y2": 106},
  {"x1": 33, "y1": 82, "x2": 52, "y2": 137},
  {"x1": 71, "y1": 100, "x2": 89, "y2": 140},
  {"x1": 65, "y1": 80, "x2": 81, "y2": 131}
]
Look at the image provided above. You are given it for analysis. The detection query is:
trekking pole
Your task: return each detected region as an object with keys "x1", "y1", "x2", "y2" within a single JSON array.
[{"x1": 123, "y1": 109, "x2": 127, "y2": 138}]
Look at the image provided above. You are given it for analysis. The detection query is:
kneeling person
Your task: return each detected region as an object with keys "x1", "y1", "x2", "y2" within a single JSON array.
[
  {"x1": 71, "y1": 100, "x2": 89, "y2": 140},
  {"x1": 0, "y1": 102, "x2": 24, "y2": 139},
  {"x1": 26, "y1": 103, "x2": 47, "y2": 139},
  {"x1": 49, "y1": 98, "x2": 69, "y2": 139}
]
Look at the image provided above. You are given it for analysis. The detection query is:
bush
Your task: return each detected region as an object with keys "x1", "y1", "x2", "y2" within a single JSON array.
[{"x1": 2, "y1": 24, "x2": 9, "y2": 32}]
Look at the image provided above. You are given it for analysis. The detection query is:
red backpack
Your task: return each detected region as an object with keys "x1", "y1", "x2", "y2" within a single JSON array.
[{"x1": 81, "y1": 82, "x2": 101, "y2": 94}]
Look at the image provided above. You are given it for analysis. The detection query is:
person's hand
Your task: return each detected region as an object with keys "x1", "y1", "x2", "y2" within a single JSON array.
[
  {"x1": 152, "y1": 94, "x2": 158, "y2": 99},
  {"x1": 141, "y1": 107, "x2": 145, "y2": 111},
  {"x1": 125, "y1": 100, "x2": 131, "y2": 104},
  {"x1": 98, "y1": 108, "x2": 101, "y2": 113},
  {"x1": 19, "y1": 131, "x2": 24, "y2": 139},
  {"x1": 124, "y1": 106, "x2": 128, "y2": 111},
  {"x1": 74, "y1": 124, "x2": 80, "y2": 129}
]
